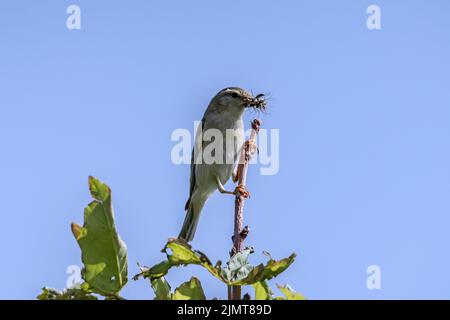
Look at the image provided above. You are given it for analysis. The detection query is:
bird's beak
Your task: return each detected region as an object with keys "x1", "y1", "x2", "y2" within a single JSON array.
[{"x1": 242, "y1": 97, "x2": 253, "y2": 107}]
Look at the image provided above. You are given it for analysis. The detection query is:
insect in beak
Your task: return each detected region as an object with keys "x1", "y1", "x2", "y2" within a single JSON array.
[{"x1": 245, "y1": 93, "x2": 267, "y2": 111}]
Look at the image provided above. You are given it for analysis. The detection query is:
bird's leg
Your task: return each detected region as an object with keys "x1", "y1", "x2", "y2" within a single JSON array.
[
  {"x1": 216, "y1": 177, "x2": 235, "y2": 195},
  {"x1": 216, "y1": 177, "x2": 250, "y2": 198}
]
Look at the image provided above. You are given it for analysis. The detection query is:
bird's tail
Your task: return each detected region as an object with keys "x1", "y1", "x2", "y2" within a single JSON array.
[{"x1": 178, "y1": 191, "x2": 208, "y2": 242}]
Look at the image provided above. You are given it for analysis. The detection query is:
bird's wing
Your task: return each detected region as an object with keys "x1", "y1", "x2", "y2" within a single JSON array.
[{"x1": 185, "y1": 117, "x2": 205, "y2": 210}]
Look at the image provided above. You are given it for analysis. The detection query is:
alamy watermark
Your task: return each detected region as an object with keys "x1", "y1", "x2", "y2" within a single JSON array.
[
  {"x1": 66, "y1": 5, "x2": 81, "y2": 30},
  {"x1": 366, "y1": 5, "x2": 381, "y2": 30},
  {"x1": 66, "y1": 264, "x2": 82, "y2": 289},
  {"x1": 366, "y1": 264, "x2": 382, "y2": 290},
  {"x1": 171, "y1": 121, "x2": 279, "y2": 175}
]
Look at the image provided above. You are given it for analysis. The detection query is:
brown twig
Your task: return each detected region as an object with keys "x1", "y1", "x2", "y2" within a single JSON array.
[{"x1": 228, "y1": 119, "x2": 261, "y2": 300}]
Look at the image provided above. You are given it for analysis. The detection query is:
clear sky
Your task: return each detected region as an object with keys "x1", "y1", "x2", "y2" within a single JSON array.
[{"x1": 1, "y1": 0, "x2": 450, "y2": 299}]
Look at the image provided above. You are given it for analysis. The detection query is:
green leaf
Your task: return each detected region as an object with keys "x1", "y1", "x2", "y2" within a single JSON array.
[
  {"x1": 134, "y1": 239, "x2": 296, "y2": 287},
  {"x1": 276, "y1": 284, "x2": 306, "y2": 300},
  {"x1": 133, "y1": 239, "x2": 224, "y2": 283},
  {"x1": 172, "y1": 277, "x2": 206, "y2": 300},
  {"x1": 71, "y1": 176, "x2": 128, "y2": 296},
  {"x1": 235, "y1": 253, "x2": 297, "y2": 285},
  {"x1": 220, "y1": 248, "x2": 254, "y2": 283},
  {"x1": 37, "y1": 287, "x2": 97, "y2": 300},
  {"x1": 142, "y1": 260, "x2": 172, "y2": 279},
  {"x1": 151, "y1": 277, "x2": 172, "y2": 300},
  {"x1": 252, "y1": 281, "x2": 272, "y2": 300}
]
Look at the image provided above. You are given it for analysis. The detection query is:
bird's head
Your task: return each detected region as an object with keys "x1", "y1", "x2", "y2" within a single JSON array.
[{"x1": 208, "y1": 87, "x2": 267, "y2": 117}]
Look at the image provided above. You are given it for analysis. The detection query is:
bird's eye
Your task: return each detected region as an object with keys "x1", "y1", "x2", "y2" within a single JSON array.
[{"x1": 230, "y1": 92, "x2": 239, "y2": 99}]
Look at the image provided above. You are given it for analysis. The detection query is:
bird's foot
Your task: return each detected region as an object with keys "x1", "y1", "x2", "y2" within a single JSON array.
[{"x1": 234, "y1": 184, "x2": 250, "y2": 198}]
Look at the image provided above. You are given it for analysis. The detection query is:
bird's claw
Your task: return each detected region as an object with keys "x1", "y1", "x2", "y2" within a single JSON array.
[{"x1": 234, "y1": 184, "x2": 250, "y2": 198}]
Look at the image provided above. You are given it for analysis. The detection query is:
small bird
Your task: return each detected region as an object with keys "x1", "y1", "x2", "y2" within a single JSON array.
[{"x1": 178, "y1": 87, "x2": 266, "y2": 242}]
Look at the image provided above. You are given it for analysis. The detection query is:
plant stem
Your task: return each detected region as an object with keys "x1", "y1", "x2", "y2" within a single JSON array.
[{"x1": 229, "y1": 119, "x2": 261, "y2": 300}]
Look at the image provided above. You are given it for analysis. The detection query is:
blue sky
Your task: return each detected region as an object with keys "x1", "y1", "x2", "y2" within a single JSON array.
[{"x1": 1, "y1": 0, "x2": 450, "y2": 299}]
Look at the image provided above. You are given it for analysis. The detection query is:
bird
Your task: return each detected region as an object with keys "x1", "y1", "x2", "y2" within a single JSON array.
[{"x1": 178, "y1": 87, "x2": 266, "y2": 242}]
